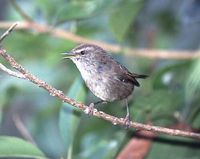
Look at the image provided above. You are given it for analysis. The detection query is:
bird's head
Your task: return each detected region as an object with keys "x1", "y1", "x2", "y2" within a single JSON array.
[{"x1": 63, "y1": 44, "x2": 106, "y2": 62}]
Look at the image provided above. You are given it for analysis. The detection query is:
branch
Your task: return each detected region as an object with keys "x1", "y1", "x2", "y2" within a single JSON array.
[
  {"x1": 0, "y1": 23, "x2": 17, "y2": 43},
  {"x1": 13, "y1": 114, "x2": 36, "y2": 145},
  {"x1": 0, "y1": 21, "x2": 200, "y2": 60},
  {"x1": 9, "y1": 0, "x2": 33, "y2": 22},
  {"x1": 0, "y1": 23, "x2": 25, "y2": 79},
  {"x1": 0, "y1": 49, "x2": 200, "y2": 139},
  {"x1": 0, "y1": 63, "x2": 25, "y2": 79},
  {"x1": 1, "y1": 24, "x2": 200, "y2": 140}
]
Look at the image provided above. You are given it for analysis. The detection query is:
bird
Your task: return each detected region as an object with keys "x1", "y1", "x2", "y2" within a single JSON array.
[{"x1": 63, "y1": 44, "x2": 147, "y2": 124}]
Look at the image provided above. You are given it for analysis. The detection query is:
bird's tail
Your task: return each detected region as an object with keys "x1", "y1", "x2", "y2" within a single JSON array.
[
  {"x1": 134, "y1": 74, "x2": 148, "y2": 79},
  {"x1": 132, "y1": 73, "x2": 148, "y2": 87}
]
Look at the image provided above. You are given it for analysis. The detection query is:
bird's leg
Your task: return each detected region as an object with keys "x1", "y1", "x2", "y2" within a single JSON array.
[
  {"x1": 84, "y1": 100, "x2": 107, "y2": 115},
  {"x1": 84, "y1": 103, "x2": 95, "y2": 115},
  {"x1": 124, "y1": 99, "x2": 131, "y2": 128},
  {"x1": 94, "y1": 100, "x2": 107, "y2": 105}
]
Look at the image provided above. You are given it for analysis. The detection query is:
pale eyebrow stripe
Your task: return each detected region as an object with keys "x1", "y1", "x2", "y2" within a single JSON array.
[{"x1": 76, "y1": 47, "x2": 92, "y2": 52}]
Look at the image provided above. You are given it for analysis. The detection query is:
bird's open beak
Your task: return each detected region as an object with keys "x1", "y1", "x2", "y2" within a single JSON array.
[{"x1": 62, "y1": 52, "x2": 76, "y2": 59}]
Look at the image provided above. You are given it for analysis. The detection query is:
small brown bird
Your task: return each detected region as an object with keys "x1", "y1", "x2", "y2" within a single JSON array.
[{"x1": 63, "y1": 44, "x2": 147, "y2": 122}]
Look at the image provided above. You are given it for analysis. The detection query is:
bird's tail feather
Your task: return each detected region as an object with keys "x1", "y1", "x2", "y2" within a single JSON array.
[
  {"x1": 132, "y1": 74, "x2": 148, "y2": 87},
  {"x1": 134, "y1": 74, "x2": 148, "y2": 79}
]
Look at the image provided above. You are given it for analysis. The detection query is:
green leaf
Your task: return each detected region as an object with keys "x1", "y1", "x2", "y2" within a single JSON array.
[
  {"x1": 76, "y1": 131, "x2": 125, "y2": 159},
  {"x1": 109, "y1": 0, "x2": 144, "y2": 41},
  {"x1": 147, "y1": 136, "x2": 200, "y2": 159},
  {"x1": 56, "y1": 0, "x2": 111, "y2": 22},
  {"x1": 59, "y1": 77, "x2": 87, "y2": 157},
  {"x1": 191, "y1": 109, "x2": 200, "y2": 128},
  {"x1": 152, "y1": 61, "x2": 191, "y2": 89},
  {"x1": 185, "y1": 59, "x2": 200, "y2": 102},
  {"x1": 4, "y1": 32, "x2": 50, "y2": 60},
  {"x1": 0, "y1": 136, "x2": 46, "y2": 158},
  {"x1": 131, "y1": 89, "x2": 181, "y2": 125},
  {"x1": 36, "y1": 0, "x2": 112, "y2": 24}
]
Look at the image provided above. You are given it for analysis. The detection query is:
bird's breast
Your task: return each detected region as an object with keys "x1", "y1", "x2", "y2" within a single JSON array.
[{"x1": 73, "y1": 60, "x2": 134, "y2": 101}]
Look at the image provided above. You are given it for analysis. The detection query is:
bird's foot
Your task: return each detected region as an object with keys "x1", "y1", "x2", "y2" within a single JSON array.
[
  {"x1": 84, "y1": 103, "x2": 95, "y2": 115},
  {"x1": 124, "y1": 114, "x2": 131, "y2": 129},
  {"x1": 94, "y1": 100, "x2": 107, "y2": 106}
]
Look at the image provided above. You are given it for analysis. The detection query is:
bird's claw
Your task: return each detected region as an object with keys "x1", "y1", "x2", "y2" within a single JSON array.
[
  {"x1": 84, "y1": 103, "x2": 95, "y2": 115},
  {"x1": 124, "y1": 114, "x2": 131, "y2": 129}
]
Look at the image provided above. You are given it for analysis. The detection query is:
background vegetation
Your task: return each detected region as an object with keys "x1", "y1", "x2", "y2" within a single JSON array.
[{"x1": 0, "y1": 0, "x2": 200, "y2": 158}]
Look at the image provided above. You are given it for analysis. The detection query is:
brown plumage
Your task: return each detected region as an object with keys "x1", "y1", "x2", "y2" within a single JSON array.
[{"x1": 64, "y1": 44, "x2": 147, "y2": 121}]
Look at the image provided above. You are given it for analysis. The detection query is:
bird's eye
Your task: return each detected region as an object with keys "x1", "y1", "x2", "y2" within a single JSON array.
[{"x1": 80, "y1": 50, "x2": 85, "y2": 55}]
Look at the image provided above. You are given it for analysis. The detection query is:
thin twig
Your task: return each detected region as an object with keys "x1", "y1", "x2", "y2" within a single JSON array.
[
  {"x1": 0, "y1": 23, "x2": 18, "y2": 43},
  {"x1": 0, "y1": 21, "x2": 200, "y2": 60},
  {"x1": 13, "y1": 114, "x2": 36, "y2": 145},
  {"x1": 0, "y1": 63, "x2": 25, "y2": 79},
  {"x1": 0, "y1": 48, "x2": 200, "y2": 139},
  {"x1": 9, "y1": 0, "x2": 33, "y2": 22}
]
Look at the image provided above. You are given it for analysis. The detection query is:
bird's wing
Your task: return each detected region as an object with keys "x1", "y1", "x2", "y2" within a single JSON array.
[
  {"x1": 117, "y1": 65, "x2": 141, "y2": 86},
  {"x1": 101, "y1": 57, "x2": 140, "y2": 86},
  {"x1": 98, "y1": 54, "x2": 147, "y2": 87}
]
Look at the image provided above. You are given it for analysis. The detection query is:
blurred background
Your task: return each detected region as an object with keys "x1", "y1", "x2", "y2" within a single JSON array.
[{"x1": 0, "y1": 0, "x2": 200, "y2": 159}]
